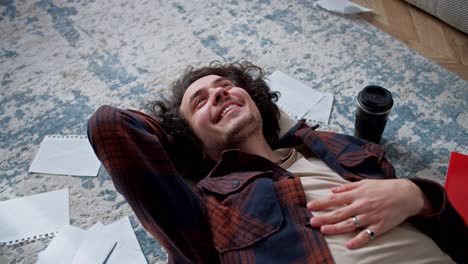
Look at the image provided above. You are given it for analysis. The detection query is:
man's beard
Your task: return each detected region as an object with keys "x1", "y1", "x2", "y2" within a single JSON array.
[{"x1": 221, "y1": 112, "x2": 261, "y2": 150}]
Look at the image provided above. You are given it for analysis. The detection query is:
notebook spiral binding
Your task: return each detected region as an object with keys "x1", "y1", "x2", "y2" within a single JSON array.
[
  {"x1": 47, "y1": 135, "x2": 87, "y2": 139},
  {"x1": 304, "y1": 117, "x2": 325, "y2": 127},
  {"x1": 1, "y1": 232, "x2": 56, "y2": 247},
  {"x1": 280, "y1": 108, "x2": 301, "y2": 121},
  {"x1": 281, "y1": 107, "x2": 323, "y2": 127}
]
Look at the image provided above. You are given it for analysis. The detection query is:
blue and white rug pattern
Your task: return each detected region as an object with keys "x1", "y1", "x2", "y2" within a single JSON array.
[{"x1": 1, "y1": 0, "x2": 467, "y2": 263}]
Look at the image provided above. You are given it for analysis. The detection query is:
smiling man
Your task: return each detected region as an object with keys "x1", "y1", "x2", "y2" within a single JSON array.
[
  {"x1": 88, "y1": 61, "x2": 467, "y2": 264},
  {"x1": 180, "y1": 75, "x2": 277, "y2": 162}
]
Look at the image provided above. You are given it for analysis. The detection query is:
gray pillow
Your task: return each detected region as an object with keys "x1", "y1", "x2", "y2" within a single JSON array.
[{"x1": 405, "y1": 0, "x2": 468, "y2": 34}]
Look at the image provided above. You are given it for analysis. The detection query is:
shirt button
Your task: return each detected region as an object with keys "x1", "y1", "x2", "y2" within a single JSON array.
[{"x1": 232, "y1": 181, "x2": 240, "y2": 188}]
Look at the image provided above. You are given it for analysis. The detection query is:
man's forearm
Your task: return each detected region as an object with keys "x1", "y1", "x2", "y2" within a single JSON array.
[
  {"x1": 408, "y1": 178, "x2": 468, "y2": 263},
  {"x1": 87, "y1": 105, "x2": 219, "y2": 263}
]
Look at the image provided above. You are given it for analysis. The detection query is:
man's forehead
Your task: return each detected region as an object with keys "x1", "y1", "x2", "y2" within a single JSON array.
[
  {"x1": 186, "y1": 75, "x2": 225, "y2": 93},
  {"x1": 180, "y1": 75, "x2": 226, "y2": 114},
  {"x1": 183, "y1": 75, "x2": 229, "y2": 102}
]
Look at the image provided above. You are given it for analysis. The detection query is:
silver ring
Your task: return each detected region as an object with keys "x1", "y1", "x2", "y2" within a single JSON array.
[
  {"x1": 352, "y1": 216, "x2": 360, "y2": 227},
  {"x1": 366, "y1": 228, "x2": 376, "y2": 240}
]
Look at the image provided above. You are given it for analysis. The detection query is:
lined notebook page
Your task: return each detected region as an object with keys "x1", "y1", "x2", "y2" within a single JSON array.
[
  {"x1": 303, "y1": 93, "x2": 334, "y2": 125},
  {"x1": 0, "y1": 189, "x2": 69, "y2": 246},
  {"x1": 267, "y1": 71, "x2": 325, "y2": 120},
  {"x1": 29, "y1": 135, "x2": 101, "y2": 177},
  {"x1": 267, "y1": 71, "x2": 334, "y2": 125}
]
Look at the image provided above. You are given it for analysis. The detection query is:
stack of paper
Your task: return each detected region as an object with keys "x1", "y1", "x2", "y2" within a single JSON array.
[
  {"x1": 20, "y1": 137, "x2": 145, "y2": 263},
  {"x1": 37, "y1": 217, "x2": 147, "y2": 264},
  {"x1": 267, "y1": 71, "x2": 334, "y2": 126}
]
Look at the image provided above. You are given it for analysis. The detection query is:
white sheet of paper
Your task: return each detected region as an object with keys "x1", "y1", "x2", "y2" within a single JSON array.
[
  {"x1": 71, "y1": 222, "x2": 117, "y2": 264},
  {"x1": 104, "y1": 217, "x2": 147, "y2": 264},
  {"x1": 303, "y1": 93, "x2": 334, "y2": 125},
  {"x1": 29, "y1": 135, "x2": 101, "y2": 177},
  {"x1": 316, "y1": 0, "x2": 373, "y2": 14},
  {"x1": 36, "y1": 225, "x2": 87, "y2": 264},
  {"x1": 267, "y1": 71, "x2": 325, "y2": 120},
  {"x1": 0, "y1": 189, "x2": 69, "y2": 246},
  {"x1": 36, "y1": 218, "x2": 146, "y2": 264}
]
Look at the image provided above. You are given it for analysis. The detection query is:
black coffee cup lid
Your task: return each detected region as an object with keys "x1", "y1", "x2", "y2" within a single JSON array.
[{"x1": 358, "y1": 85, "x2": 393, "y2": 114}]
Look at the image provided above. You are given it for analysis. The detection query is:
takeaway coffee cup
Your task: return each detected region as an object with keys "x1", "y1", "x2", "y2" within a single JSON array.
[{"x1": 354, "y1": 85, "x2": 393, "y2": 144}]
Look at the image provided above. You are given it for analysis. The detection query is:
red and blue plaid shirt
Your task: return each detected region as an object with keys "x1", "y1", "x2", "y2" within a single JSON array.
[{"x1": 88, "y1": 105, "x2": 467, "y2": 264}]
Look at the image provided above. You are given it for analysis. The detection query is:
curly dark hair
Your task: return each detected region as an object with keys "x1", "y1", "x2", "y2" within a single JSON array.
[{"x1": 144, "y1": 61, "x2": 281, "y2": 180}]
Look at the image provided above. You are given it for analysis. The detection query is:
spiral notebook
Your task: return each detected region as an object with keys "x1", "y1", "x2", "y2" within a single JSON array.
[
  {"x1": 0, "y1": 189, "x2": 69, "y2": 246},
  {"x1": 29, "y1": 135, "x2": 101, "y2": 177},
  {"x1": 267, "y1": 71, "x2": 334, "y2": 125}
]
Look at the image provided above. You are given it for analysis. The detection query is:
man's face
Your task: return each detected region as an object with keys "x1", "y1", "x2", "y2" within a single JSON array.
[{"x1": 180, "y1": 75, "x2": 263, "y2": 159}]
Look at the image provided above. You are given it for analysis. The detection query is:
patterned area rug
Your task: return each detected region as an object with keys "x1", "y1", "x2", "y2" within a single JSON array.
[{"x1": 1, "y1": 0, "x2": 467, "y2": 263}]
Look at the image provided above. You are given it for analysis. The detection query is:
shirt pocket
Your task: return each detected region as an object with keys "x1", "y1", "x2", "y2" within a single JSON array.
[{"x1": 201, "y1": 172, "x2": 284, "y2": 254}]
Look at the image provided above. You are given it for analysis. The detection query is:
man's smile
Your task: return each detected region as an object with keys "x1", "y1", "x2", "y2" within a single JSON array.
[{"x1": 214, "y1": 101, "x2": 241, "y2": 123}]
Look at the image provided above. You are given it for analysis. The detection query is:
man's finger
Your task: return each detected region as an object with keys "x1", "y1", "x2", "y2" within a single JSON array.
[
  {"x1": 346, "y1": 225, "x2": 378, "y2": 250},
  {"x1": 320, "y1": 213, "x2": 371, "y2": 235},
  {"x1": 307, "y1": 193, "x2": 351, "y2": 211},
  {"x1": 319, "y1": 217, "x2": 359, "y2": 235},
  {"x1": 309, "y1": 203, "x2": 363, "y2": 227},
  {"x1": 330, "y1": 180, "x2": 364, "y2": 193}
]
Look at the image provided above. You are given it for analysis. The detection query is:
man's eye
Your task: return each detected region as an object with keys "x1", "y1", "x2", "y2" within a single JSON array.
[
  {"x1": 196, "y1": 97, "x2": 206, "y2": 106},
  {"x1": 222, "y1": 83, "x2": 232, "y2": 88}
]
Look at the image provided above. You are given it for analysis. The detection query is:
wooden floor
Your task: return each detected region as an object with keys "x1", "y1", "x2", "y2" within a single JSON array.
[{"x1": 352, "y1": 0, "x2": 468, "y2": 80}]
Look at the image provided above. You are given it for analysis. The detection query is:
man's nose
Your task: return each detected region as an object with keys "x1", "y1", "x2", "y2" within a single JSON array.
[{"x1": 212, "y1": 87, "x2": 229, "y2": 105}]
